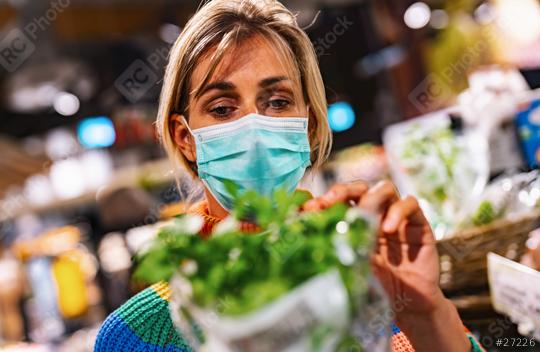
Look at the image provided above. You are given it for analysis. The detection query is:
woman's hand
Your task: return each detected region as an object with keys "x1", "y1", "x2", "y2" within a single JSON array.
[
  {"x1": 303, "y1": 181, "x2": 440, "y2": 314},
  {"x1": 303, "y1": 181, "x2": 470, "y2": 352}
]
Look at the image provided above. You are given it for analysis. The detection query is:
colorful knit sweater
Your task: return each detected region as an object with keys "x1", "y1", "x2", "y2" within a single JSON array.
[{"x1": 94, "y1": 202, "x2": 486, "y2": 352}]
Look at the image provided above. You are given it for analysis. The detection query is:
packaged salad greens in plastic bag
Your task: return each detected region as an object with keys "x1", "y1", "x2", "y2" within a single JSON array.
[
  {"x1": 383, "y1": 110, "x2": 489, "y2": 238},
  {"x1": 133, "y1": 186, "x2": 390, "y2": 352},
  {"x1": 459, "y1": 170, "x2": 540, "y2": 229}
]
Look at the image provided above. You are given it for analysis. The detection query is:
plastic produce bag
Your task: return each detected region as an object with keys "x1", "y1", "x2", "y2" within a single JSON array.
[
  {"x1": 171, "y1": 270, "x2": 349, "y2": 352},
  {"x1": 383, "y1": 110, "x2": 489, "y2": 238},
  {"x1": 459, "y1": 170, "x2": 540, "y2": 229},
  {"x1": 134, "y1": 187, "x2": 391, "y2": 352}
]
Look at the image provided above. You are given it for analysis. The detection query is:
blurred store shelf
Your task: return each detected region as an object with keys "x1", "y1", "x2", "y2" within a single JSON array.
[
  {"x1": 0, "y1": 158, "x2": 178, "y2": 222},
  {"x1": 0, "y1": 137, "x2": 50, "y2": 195}
]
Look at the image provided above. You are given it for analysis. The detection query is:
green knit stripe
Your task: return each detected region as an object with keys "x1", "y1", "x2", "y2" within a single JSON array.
[
  {"x1": 467, "y1": 333, "x2": 487, "y2": 352},
  {"x1": 115, "y1": 285, "x2": 192, "y2": 350}
]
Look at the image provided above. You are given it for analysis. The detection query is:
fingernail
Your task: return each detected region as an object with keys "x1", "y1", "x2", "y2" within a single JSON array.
[{"x1": 383, "y1": 217, "x2": 398, "y2": 232}]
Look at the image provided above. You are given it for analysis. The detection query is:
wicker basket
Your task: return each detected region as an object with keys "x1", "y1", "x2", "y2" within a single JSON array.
[{"x1": 437, "y1": 210, "x2": 540, "y2": 292}]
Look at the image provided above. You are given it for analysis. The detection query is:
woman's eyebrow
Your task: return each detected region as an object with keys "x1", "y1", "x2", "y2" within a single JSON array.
[
  {"x1": 259, "y1": 76, "x2": 290, "y2": 88},
  {"x1": 197, "y1": 81, "x2": 236, "y2": 98}
]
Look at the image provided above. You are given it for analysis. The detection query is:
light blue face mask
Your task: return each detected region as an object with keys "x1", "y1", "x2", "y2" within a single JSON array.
[{"x1": 185, "y1": 113, "x2": 311, "y2": 210}]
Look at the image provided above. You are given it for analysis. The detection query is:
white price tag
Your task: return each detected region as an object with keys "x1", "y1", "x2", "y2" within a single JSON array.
[{"x1": 488, "y1": 253, "x2": 540, "y2": 339}]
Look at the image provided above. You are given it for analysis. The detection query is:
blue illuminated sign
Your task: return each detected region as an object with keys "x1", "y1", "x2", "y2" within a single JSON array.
[
  {"x1": 78, "y1": 116, "x2": 116, "y2": 149},
  {"x1": 328, "y1": 102, "x2": 356, "y2": 132}
]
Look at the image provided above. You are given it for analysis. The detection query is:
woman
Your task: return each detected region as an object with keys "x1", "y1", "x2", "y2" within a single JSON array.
[{"x1": 95, "y1": 1, "x2": 484, "y2": 351}]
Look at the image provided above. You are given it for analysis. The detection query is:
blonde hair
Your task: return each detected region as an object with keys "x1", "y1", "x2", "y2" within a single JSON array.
[{"x1": 156, "y1": 0, "x2": 332, "y2": 179}]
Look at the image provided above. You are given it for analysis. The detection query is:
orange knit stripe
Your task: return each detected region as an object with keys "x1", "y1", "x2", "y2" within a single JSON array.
[
  {"x1": 188, "y1": 201, "x2": 260, "y2": 237},
  {"x1": 391, "y1": 331, "x2": 414, "y2": 352}
]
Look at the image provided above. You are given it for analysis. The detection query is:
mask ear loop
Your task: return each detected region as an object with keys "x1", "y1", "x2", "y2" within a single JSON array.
[
  {"x1": 181, "y1": 116, "x2": 195, "y2": 136},
  {"x1": 305, "y1": 104, "x2": 316, "y2": 168},
  {"x1": 179, "y1": 116, "x2": 199, "y2": 175}
]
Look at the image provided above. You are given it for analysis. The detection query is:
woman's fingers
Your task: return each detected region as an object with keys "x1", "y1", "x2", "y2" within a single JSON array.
[
  {"x1": 303, "y1": 180, "x2": 399, "y2": 215},
  {"x1": 303, "y1": 181, "x2": 369, "y2": 211},
  {"x1": 358, "y1": 181, "x2": 399, "y2": 214},
  {"x1": 381, "y1": 195, "x2": 427, "y2": 233},
  {"x1": 324, "y1": 182, "x2": 369, "y2": 204},
  {"x1": 304, "y1": 182, "x2": 432, "y2": 245}
]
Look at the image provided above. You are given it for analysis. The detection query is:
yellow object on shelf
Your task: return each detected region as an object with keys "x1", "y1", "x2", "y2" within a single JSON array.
[{"x1": 52, "y1": 251, "x2": 89, "y2": 319}]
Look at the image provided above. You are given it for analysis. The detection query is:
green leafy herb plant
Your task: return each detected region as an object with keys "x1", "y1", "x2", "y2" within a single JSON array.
[{"x1": 133, "y1": 183, "x2": 384, "y2": 351}]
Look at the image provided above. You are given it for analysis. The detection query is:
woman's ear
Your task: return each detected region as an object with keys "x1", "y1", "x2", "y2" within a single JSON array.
[{"x1": 171, "y1": 113, "x2": 197, "y2": 163}]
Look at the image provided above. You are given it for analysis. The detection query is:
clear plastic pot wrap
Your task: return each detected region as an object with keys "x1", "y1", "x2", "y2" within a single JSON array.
[{"x1": 164, "y1": 206, "x2": 391, "y2": 352}]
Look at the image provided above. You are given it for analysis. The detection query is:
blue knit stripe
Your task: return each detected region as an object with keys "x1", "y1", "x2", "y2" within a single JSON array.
[
  {"x1": 94, "y1": 312, "x2": 188, "y2": 352},
  {"x1": 391, "y1": 323, "x2": 401, "y2": 335}
]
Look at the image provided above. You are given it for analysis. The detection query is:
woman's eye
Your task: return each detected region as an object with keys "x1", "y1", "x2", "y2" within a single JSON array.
[
  {"x1": 268, "y1": 99, "x2": 290, "y2": 110},
  {"x1": 210, "y1": 106, "x2": 235, "y2": 117}
]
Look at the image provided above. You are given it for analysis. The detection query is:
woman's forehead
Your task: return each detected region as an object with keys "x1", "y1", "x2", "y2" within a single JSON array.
[{"x1": 190, "y1": 35, "x2": 299, "y2": 93}]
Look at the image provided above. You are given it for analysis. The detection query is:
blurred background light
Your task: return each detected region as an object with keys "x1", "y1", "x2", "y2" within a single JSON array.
[
  {"x1": 11, "y1": 84, "x2": 59, "y2": 113},
  {"x1": 328, "y1": 102, "x2": 356, "y2": 133},
  {"x1": 474, "y1": 3, "x2": 495, "y2": 25},
  {"x1": 77, "y1": 117, "x2": 116, "y2": 149},
  {"x1": 159, "y1": 23, "x2": 182, "y2": 44},
  {"x1": 98, "y1": 233, "x2": 132, "y2": 273},
  {"x1": 404, "y1": 2, "x2": 431, "y2": 29},
  {"x1": 53, "y1": 93, "x2": 80, "y2": 117},
  {"x1": 355, "y1": 45, "x2": 407, "y2": 78},
  {"x1": 430, "y1": 9, "x2": 449, "y2": 29},
  {"x1": 24, "y1": 174, "x2": 54, "y2": 206},
  {"x1": 45, "y1": 128, "x2": 79, "y2": 160},
  {"x1": 80, "y1": 150, "x2": 113, "y2": 190},
  {"x1": 495, "y1": 0, "x2": 540, "y2": 45},
  {"x1": 50, "y1": 158, "x2": 86, "y2": 199}
]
